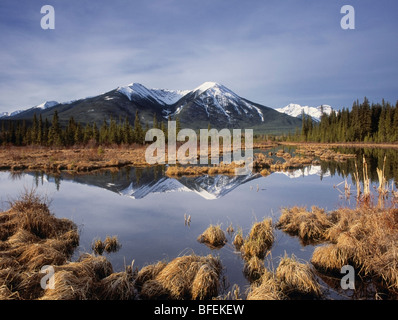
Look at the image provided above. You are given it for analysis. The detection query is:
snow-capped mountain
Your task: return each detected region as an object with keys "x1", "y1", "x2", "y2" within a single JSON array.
[
  {"x1": 58, "y1": 167, "x2": 260, "y2": 200},
  {"x1": 5, "y1": 82, "x2": 302, "y2": 133},
  {"x1": 35, "y1": 101, "x2": 59, "y2": 110},
  {"x1": 113, "y1": 171, "x2": 260, "y2": 200},
  {"x1": 117, "y1": 83, "x2": 190, "y2": 106},
  {"x1": 171, "y1": 82, "x2": 265, "y2": 122},
  {"x1": 273, "y1": 165, "x2": 331, "y2": 179},
  {"x1": 1, "y1": 101, "x2": 58, "y2": 118},
  {"x1": 275, "y1": 104, "x2": 333, "y2": 122},
  {"x1": 0, "y1": 109, "x2": 24, "y2": 118}
]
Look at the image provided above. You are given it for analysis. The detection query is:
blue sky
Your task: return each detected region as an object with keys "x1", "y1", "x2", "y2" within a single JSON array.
[{"x1": 0, "y1": 0, "x2": 397, "y2": 113}]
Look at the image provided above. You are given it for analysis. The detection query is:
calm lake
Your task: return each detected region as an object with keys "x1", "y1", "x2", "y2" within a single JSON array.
[{"x1": 1, "y1": 146, "x2": 397, "y2": 299}]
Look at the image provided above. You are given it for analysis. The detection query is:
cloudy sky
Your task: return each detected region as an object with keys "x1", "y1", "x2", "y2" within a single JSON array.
[{"x1": 0, "y1": 0, "x2": 397, "y2": 113}]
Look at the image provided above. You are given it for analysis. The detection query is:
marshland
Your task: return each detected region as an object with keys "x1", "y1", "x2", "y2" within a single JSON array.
[{"x1": 1, "y1": 144, "x2": 398, "y2": 300}]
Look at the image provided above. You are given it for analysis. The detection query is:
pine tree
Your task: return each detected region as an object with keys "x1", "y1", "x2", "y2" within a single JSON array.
[
  {"x1": 31, "y1": 113, "x2": 38, "y2": 144},
  {"x1": 38, "y1": 115, "x2": 43, "y2": 145},
  {"x1": 133, "y1": 111, "x2": 144, "y2": 144},
  {"x1": 176, "y1": 116, "x2": 181, "y2": 136},
  {"x1": 153, "y1": 113, "x2": 158, "y2": 129},
  {"x1": 74, "y1": 123, "x2": 83, "y2": 144},
  {"x1": 377, "y1": 108, "x2": 386, "y2": 142},
  {"x1": 109, "y1": 117, "x2": 117, "y2": 144},
  {"x1": 49, "y1": 111, "x2": 62, "y2": 146},
  {"x1": 393, "y1": 102, "x2": 398, "y2": 141},
  {"x1": 122, "y1": 116, "x2": 131, "y2": 144},
  {"x1": 43, "y1": 118, "x2": 49, "y2": 146},
  {"x1": 65, "y1": 116, "x2": 76, "y2": 146},
  {"x1": 92, "y1": 122, "x2": 99, "y2": 143},
  {"x1": 83, "y1": 123, "x2": 92, "y2": 144}
]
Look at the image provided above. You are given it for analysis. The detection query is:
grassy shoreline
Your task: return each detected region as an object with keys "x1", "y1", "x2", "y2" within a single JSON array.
[
  {"x1": 279, "y1": 141, "x2": 398, "y2": 150},
  {"x1": 1, "y1": 141, "x2": 396, "y2": 175},
  {"x1": 0, "y1": 143, "x2": 276, "y2": 174},
  {"x1": 1, "y1": 188, "x2": 397, "y2": 300}
]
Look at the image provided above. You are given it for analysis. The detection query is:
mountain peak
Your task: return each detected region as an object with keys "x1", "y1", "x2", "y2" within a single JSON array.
[
  {"x1": 193, "y1": 81, "x2": 223, "y2": 93},
  {"x1": 36, "y1": 101, "x2": 59, "y2": 110}
]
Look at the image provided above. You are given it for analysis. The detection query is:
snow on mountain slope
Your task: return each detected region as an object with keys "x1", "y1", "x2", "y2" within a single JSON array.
[
  {"x1": 275, "y1": 104, "x2": 333, "y2": 122},
  {"x1": 187, "y1": 82, "x2": 265, "y2": 122},
  {"x1": 119, "y1": 177, "x2": 191, "y2": 199},
  {"x1": 118, "y1": 171, "x2": 260, "y2": 200},
  {"x1": 273, "y1": 166, "x2": 331, "y2": 179},
  {"x1": 0, "y1": 101, "x2": 58, "y2": 118},
  {"x1": 117, "y1": 81, "x2": 265, "y2": 123},
  {"x1": 117, "y1": 83, "x2": 190, "y2": 106},
  {"x1": 35, "y1": 101, "x2": 59, "y2": 109}
]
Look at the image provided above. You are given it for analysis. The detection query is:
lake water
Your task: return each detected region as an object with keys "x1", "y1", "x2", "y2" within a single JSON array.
[{"x1": 1, "y1": 146, "x2": 397, "y2": 299}]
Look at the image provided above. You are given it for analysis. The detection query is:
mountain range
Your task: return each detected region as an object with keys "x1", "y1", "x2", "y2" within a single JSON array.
[
  {"x1": 2, "y1": 82, "x2": 302, "y2": 134},
  {"x1": 275, "y1": 103, "x2": 333, "y2": 122},
  {"x1": 39, "y1": 164, "x2": 328, "y2": 200}
]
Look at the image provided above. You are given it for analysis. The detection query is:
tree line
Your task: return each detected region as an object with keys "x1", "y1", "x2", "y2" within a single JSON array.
[
  {"x1": 0, "y1": 110, "x2": 181, "y2": 147},
  {"x1": 288, "y1": 98, "x2": 398, "y2": 143}
]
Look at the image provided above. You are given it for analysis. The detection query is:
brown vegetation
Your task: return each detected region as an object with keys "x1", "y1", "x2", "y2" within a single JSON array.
[
  {"x1": 139, "y1": 254, "x2": 223, "y2": 300},
  {"x1": 246, "y1": 270, "x2": 285, "y2": 300},
  {"x1": 246, "y1": 253, "x2": 322, "y2": 300},
  {"x1": 276, "y1": 206, "x2": 332, "y2": 245},
  {"x1": 166, "y1": 162, "x2": 244, "y2": 177},
  {"x1": 91, "y1": 236, "x2": 121, "y2": 255},
  {"x1": 240, "y1": 218, "x2": 274, "y2": 261},
  {"x1": 0, "y1": 190, "x2": 224, "y2": 300},
  {"x1": 0, "y1": 145, "x2": 150, "y2": 173},
  {"x1": 197, "y1": 225, "x2": 227, "y2": 249},
  {"x1": 280, "y1": 141, "x2": 398, "y2": 150},
  {"x1": 276, "y1": 254, "x2": 322, "y2": 298},
  {"x1": 277, "y1": 204, "x2": 398, "y2": 294}
]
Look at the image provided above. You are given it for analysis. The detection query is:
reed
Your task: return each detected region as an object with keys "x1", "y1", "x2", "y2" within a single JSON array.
[
  {"x1": 92, "y1": 238, "x2": 105, "y2": 255},
  {"x1": 233, "y1": 229, "x2": 244, "y2": 251},
  {"x1": 103, "y1": 236, "x2": 122, "y2": 254}
]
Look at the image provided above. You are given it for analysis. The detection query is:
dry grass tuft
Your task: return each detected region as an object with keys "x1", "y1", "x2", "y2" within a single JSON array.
[
  {"x1": 277, "y1": 205, "x2": 398, "y2": 293},
  {"x1": 39, "y1": 270, "x2": 93, "y2": 300},
  {"x1": 140, "y1": 254, "x2": 223, "y2": 300},
  {"x1": 246, "y1": 270, "x2": 285, "y2": 300},
  {"x1": 91, "y1": 236, "x2": 121, "y2": 255},
  {"x1": 311, "y1": 244, "x2": 354, "y2": 273},
  {"x1": 276, "y1": 254, "x2": 322, "y2": 298},
  {"x1": 197, "y1": 225, "x2": 227, "y2": 249},
  {"x1": 233, "y1": 231, "x2": 244, "y2": 251},
  {"x1": 277, "y1": 206, "x2": 332, "y2": 244},
  {"x1": 240, "y1": 218, "x2": 274, "y2": 261},
  {"x1": 243, "y1": 256, "x2": 265, "y2": 283},
  {"x1": 98, "y1": 269, "x2": 136, "y2": 300},
  {"x1": 92, "y1": 238, "x2": 105, "y2": 255},
  {"x1": 191, "y1": 263, "x2": 221, "y2": 300},
  {"x1": 135, "y1": 261, "x2": 167, "y2": 289}
]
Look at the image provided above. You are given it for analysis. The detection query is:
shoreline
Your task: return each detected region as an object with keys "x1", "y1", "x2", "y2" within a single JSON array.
[
  {"x1": 0, "y1": 143, "x2": 277, "y2": 174},
  {"x1": 279, "y1": 141, "x2": 398, "y2": 149},
  {"x1": 0, "y1": 141, "x2": 397, "y2": 175}
]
